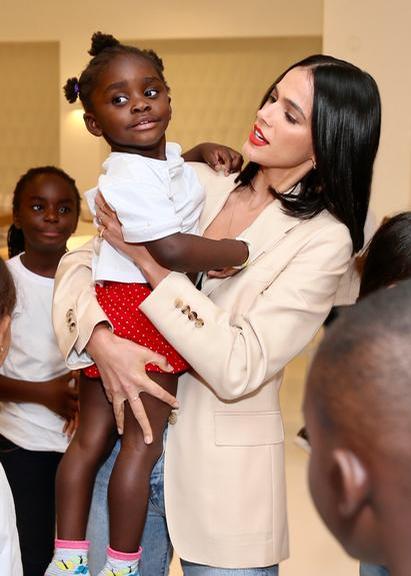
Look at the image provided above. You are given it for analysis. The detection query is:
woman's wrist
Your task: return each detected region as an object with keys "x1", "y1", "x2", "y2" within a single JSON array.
[{"x1": 86, "y1": 322, "x2": 113, "y2": 360}]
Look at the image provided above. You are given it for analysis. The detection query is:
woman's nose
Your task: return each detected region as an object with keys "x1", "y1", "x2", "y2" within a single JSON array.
[{"x1": 256, "y1": 103, "x2": 273, "y2": 127}]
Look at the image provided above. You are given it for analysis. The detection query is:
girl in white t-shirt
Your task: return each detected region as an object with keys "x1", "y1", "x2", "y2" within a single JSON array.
[
  {"x1": 0, "y1": 166, "x2": 81, "y2": 576},
  {"x1": 0, "y1": 256, "x2": 22, "y2": 576},
  {"x1": 46, "y1": 32, "x2": 248, "y2": 576}
]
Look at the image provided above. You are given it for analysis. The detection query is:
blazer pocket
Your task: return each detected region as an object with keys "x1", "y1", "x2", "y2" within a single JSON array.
[{"x1": 214, "y1": 411, "x2": 284, "y2": 446}]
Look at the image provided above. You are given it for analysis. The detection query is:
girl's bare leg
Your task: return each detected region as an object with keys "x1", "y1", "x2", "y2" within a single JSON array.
[
  {"x1": 55, "y1": 373, "x2": 118, "y2": 539},
  {"x1": 108, "y1": 372, "x2": 177, "y2": 552}
]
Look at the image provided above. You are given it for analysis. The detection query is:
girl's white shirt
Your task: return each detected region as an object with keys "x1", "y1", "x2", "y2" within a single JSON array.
[
  {"x1": 0, "y1": 255, "x2": 69, "y2": 452},
  {"x1": 0, "y1": 463, "x2": 22, "y2": 575},
  {"x1": 85, "y1": 142, "x2": 205, "y2": 283}
]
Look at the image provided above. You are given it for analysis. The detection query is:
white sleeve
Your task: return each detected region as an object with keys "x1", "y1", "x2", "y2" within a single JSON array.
[{"x1": 98, "y1": 160, "x2": 182, "y2": 242}]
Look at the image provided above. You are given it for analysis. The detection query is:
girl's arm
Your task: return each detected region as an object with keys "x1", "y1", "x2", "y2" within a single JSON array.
[
  {"x1": 0, "y1": 373, "x2": 78, "y2": 422},
  {"x1": 145, "y1": 233, "x2": 249, "y2": 272}
]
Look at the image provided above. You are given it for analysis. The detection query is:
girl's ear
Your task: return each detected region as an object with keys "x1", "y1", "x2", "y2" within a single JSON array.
[
  {"x1": 332, "y1": 448, "x2": 370, "y2": 518},
  {"x1": 83, "y1": 113, "x2": 103, "y2": 137}
]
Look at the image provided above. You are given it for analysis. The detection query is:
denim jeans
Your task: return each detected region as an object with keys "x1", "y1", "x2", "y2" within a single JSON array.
[
  {"x1": 181, "y1": 561, "x2": 278, "y2": 575},
  {"x1": 360, "y1": 564, "x2": 389, "y2": 576},
  {"x1": 86, "y1": 439, "x2": 278, "y2": 576}
]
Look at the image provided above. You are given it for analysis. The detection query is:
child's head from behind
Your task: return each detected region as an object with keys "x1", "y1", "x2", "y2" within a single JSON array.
[
  {"x1": 8, "y1": 166, "x2": 81, "y2": 258},
  {"x1": 360, "y1": 211, "x2": 411, "y2": 298},
  {"x1": 0, "y1": 257, "x2": 16, "y2": 363},
  {"x1": 304, "y1": 280, "x2": 411, "y2": 569},
  {"x1": 64, "y1": 32, "x2": 171, "y2": 158}
]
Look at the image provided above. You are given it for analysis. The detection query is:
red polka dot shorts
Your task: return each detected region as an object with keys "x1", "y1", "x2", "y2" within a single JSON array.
[{"x1": 83, "y1": 282, "x2": 189, "y2": 378}]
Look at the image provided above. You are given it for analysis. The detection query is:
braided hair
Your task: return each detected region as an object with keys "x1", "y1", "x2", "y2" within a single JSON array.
[
  {"x1": 63, "y1": 32, "x2": 169, "y2": 110},
  {"x1": 7, "y1": 166, "x2": 81, "y2": 258}
]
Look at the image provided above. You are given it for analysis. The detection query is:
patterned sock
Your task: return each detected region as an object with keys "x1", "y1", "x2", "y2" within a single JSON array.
[
  {"x1": 44, "y1": 539, "x2": 90, "y2": 575},
  {"x1": 97, "y1": 546, "x2": 142, "y2": 576}
]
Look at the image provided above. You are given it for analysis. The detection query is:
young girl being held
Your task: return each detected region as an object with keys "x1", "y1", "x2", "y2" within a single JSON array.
[
  {"x1": 46, "y1": 32, "x2": 248, "y2": 576},
  {"x1": 0, "y1": 167, "x2": 81, "y2": 576}
]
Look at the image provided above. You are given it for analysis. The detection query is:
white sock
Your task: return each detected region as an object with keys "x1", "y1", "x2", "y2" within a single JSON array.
[
  {"x1": 97, "y1": 545, "x2": 142, "y2": 576},
  {"x1": 44, "y1": 539, "x2": 89, "y2": 575}
]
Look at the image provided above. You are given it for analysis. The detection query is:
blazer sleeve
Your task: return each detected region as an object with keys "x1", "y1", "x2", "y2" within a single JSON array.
[
  {"x1": 139, "y1": 221, "x2": 352, "y2": 400},
  {"x1": 52, "y1": 239, "x2": 113, "y2": 369}
]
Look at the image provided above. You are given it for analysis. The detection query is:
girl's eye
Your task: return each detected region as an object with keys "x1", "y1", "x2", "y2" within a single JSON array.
[
  {"x1": 144, "y1": 88, "x2": 159, "y2": 98},
  {"x1": 112, "y1": 95, "x2": 128, "y2": 105},
  {"x1": 58, "y1": 206, "x2": 71, "y2": 215},
  {"x1": 31, "y1": 204, "x2": 43, "y2": 212}
]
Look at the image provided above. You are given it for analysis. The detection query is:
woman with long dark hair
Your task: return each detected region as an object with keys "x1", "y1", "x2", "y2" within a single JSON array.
[{"x1": 53, "y1": 54, "x2": 381, "y2": 575}]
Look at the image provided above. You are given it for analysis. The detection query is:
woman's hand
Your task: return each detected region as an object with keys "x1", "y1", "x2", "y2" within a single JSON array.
[
  {"x1": 86, "y1": 324, "x2": 177, "y2": 442},
  {"x1": 182, "y1": 143, "x2": 243, "y2": 175},
  {"x1": 95, "y1": 192, "x2": 170, "y2": 288}
]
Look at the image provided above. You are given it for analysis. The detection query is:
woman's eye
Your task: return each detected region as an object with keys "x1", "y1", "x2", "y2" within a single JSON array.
[
  {"x1": 267, "y1": 93, "x2": 277, "y2": 103},
  {"x1": 112, "y1": 95, "x2": 128, "y2": 105},
  {"x1": 144, "y1": 88, "x2": 159, "y2": 98},
  {"x1": 285, "y1": 112, "x2": 298, "y2": 125}
]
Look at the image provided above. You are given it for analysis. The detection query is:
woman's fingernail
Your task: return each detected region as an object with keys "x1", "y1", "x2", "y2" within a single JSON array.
[
  {"x1": 144, "y1": 435, "x2": 153, "y2": 445},
  {"x1": 172, "y1": 401, "x2": 179, "y2": 408}
]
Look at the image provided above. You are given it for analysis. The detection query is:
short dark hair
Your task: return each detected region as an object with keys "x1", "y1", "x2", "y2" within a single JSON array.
[
  {"x1": 236, "y1": 54, "x2": 381, "y2": 253},
  {"x1": 64, "y1": 32, "x2": 169, "y2": 111},
  {"x1": 359, "y1": 212, "x2": 411, "y2": 298},
  {"x1": 7, "y1": 166, "x2": 81, "y2": 258},
  {"x1": 309, "y1": 279, "x2": 411, "y2": 463},
  {"x1": 0, "y1": 257, "x2": 16, "y2": 319}
]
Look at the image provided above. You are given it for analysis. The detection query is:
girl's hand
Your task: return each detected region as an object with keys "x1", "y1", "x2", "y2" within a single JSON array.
[
  {"x1": 207, "y1": 266, "x2": 240, "y2": 279},
  {"x1": 63, "y1": 411, "x2": 79, "y2": 439},
  {"x1": 183, "y1": 143, "x2": 243, "y2": 175},
  {"x1": 87, "y1": 324, "x2": 177, "y2": 442},
  {"x1": 41, "y1": 371, "x2": 79, "y2": 421}
]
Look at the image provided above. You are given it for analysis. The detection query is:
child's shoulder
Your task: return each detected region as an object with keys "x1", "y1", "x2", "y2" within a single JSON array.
[{"x1": 103, "y1": 152, "x2": 165, "y2": 181}]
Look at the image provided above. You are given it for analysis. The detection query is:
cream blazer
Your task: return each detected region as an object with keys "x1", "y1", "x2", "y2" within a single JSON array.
[{"x1": 53, "y1": 163, "x2": 352, "y2": 568}]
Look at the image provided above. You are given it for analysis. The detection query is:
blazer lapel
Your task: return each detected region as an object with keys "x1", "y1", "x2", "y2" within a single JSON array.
[{"x1": 201, "y1": 200, "x2": 301, "y2": 296}]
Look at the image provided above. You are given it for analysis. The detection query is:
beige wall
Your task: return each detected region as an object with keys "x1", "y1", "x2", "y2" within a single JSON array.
[
  {"x1": 323, "y1": 0, "x2": 411, "y2": 221},
  {"x1": 0, "y1": 42, "x2": 59, "y2": 211},
  {"x1": 1, "y1": 0, "x2": 410, "y2": 223},
  {"x1": 0, "y1": 0, "x2": 323, "y2": 195}
]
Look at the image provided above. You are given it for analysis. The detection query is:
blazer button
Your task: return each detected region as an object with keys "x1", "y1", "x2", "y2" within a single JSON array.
[
  {"x1": 188, "y1": 311, "x2": 198, "y2": 321},
  {"x1": 69, "y1": 321, "x2": 76, "y2": 333},
  {"x1": 181, "y1": 305, "x2": 191, "y2": 315},
  {"x1": 168, "y1": 411, "x2": 178, "y2": 425},
  {"x1": 66, "y1": 308, "x2": 73, "y2": 319},
  {"x1": 195, "y1": 318, "x2": 204, "y2": 327},
  {"x1": 174, "y1": 298, "x2": 183, "y2": 309}
]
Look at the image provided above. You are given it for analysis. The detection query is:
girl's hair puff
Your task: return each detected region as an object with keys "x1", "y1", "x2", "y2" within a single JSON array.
[
  {"x1": 7, "y1": 166, "x2": 81, "y2": 258},
  {"x1": 63, "y1": 31, "x2": 169, "y2": 110},
  {"x1": 0, "y1": 257, "x2": 16, "y2": 319}
]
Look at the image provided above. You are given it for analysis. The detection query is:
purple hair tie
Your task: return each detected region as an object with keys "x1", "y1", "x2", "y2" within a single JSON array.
[{"x1": 74, "y1": 82, "x2": 80, "y2": 95}]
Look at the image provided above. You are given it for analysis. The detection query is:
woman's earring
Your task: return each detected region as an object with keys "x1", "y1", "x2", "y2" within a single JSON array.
[{"x1": 312, "y1": 158, "x2": 317, "y2": 170}]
